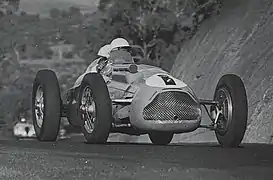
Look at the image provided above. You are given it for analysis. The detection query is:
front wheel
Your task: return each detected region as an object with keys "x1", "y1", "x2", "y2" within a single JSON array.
[
  {"x1": 79, "y1": 73, "x2": 112, "y2": 144},
  {"x1": 148, "y1": 132, "x2": 174, "y2": 145},
  {"x1": 32, "y1": 69, "x2": 61, "y2": 141},
  {"x1": 213, "y1": 74, "x2": 248, "y2": 148}
]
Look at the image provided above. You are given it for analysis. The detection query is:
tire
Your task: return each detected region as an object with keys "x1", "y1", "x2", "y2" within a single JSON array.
[
  {"x1": 213, "y1": 74, "x2": 248, "y2": 148},
  {"x1": 79, "y1": 73, "x2": 112, "y2": 144},
  {"x1": 148, "y1": 132, "x2": 174, "y2": 145},
  {"x1": 32, "y1": 69, "x2": 61, "y2": 141}
]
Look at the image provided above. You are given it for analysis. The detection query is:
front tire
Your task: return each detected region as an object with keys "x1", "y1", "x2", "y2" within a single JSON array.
[
  {"x1": 79, "y1": 73, "x2": 112, "y2": 144},
  {"x1": 213, "y1": 74, "x2": 248, "y2": 148},
  {"x1": 148, "y1": 132, "x2": 174, "y2": 145},
  {"x1": 32, "y1": 69, "x2": 61, "y2": 141}
]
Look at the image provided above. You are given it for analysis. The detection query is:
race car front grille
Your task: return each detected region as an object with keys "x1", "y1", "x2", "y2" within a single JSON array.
[{"x1": 143, "y1": 91, "x2": 201, "y2": 121}]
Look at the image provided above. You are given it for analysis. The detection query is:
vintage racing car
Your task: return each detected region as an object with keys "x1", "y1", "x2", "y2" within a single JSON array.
[{"x1": 31, "y1": 56, "x2": 248, "y2": 147}]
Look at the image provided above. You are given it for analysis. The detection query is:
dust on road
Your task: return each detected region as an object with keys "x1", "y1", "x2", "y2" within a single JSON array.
[{"x1": 0, "y1": 139, "x2": 272, "y2": 180}]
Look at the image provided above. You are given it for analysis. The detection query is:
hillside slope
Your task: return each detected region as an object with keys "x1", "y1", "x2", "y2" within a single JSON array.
[
  {"x1": 19, "y1": 0, "x2": 99, "y2": 16},
  {"x1": 171, "y1": 0, "x2": 273, "y2": 143}
]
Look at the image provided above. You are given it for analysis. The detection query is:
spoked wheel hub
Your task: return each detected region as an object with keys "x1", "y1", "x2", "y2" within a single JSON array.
[
  {"x1": 211, "y1": 74, "x2": 247, "y2": 148},
  {"x1": 213, "y1": 87, "x2": 233, "y2": 135},
  {"x1": 32, "y1": 69, "x2": 62, "y2": 141},
  {"x1": 34, "y1": 85, "x2": 44, "y2": 128},
  {"x1": 80, "y1": 86, "x2": 96, "y2": 134}
]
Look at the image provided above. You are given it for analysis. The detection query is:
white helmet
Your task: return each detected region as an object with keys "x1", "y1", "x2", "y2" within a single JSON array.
[
  {"x1": 97, "y1": 44, "x2": 112, "y2": 58},
  {"x1": 110, "y1": 38, "x2": 130, "y2": 51}
]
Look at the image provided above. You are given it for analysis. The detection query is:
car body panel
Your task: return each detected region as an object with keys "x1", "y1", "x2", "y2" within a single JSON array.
[
  {"x1": 128, "y1": 84, "x2": 201, "y2": 133},
  {"x1": 66, "y1": 62, "x2": 202, "y2": 133}
]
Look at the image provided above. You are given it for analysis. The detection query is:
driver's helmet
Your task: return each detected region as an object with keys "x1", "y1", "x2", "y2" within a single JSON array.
[
  {"x1": 97, "y1": 44, "x2": 112, "y2": 58},
  {"x1": 110, "y1": 38, "x2": 130, "y2": 52},
  {"x1": 109, "y1": 38, "x2": 134, "y2": 64}
]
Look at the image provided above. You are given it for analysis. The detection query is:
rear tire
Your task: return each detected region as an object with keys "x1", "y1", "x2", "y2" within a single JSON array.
[
  {"x1": 148, "y1": 132, "x2": 174, "y2": 145},
  {"x1": 79, "y1": 73, "x2": 112, "y2": 144},
  {"x1": 32, "y1": 69, "x2": 61, "y2": 141},
  {"x1": 213, "y1": 74, "x2": 248, "y2": 148}
]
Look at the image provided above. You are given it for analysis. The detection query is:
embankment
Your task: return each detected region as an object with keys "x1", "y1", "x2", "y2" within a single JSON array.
[{"x1": 171, "y1": 0, "x2": 273, "y2": 143}]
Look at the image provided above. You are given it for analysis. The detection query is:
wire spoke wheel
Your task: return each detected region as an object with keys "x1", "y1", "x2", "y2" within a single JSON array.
[
  {"x1": 79, "y1": 73, "x2": 112, "y2": 144},
  {"x1": 34, "y1": 85, "x2": 44, "y2": 128},
  {"x1": 213, "y1": 74, "x2": 248, "y2": 148},
  {"x1": 215, "y1": 87, "x2": 233, "y2": 135},
  {"x1": 80, "y1": 86, "x2": 96, "y2": 134},
  {"x1": 32, "y1": 69, "x2": 61, "y2": 141}
]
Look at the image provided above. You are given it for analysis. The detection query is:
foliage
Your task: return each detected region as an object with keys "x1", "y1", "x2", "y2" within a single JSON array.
[
  {"x1": 97, "y1": 0, "x2": 199, "y2": 69},
  {"x1": 0, "y1": 7, "x2": 87, "y2": 124},
  {"x1": 0, "y1": 0, "x2": 219, "y2": 126}
]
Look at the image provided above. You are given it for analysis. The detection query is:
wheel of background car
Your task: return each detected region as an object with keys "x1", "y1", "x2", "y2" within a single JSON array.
[
  {"x1": 79, "y1": 73, "x2": 112, "y2": 144},
  {"x1": 213, "y1": 74, "x2": 248, "y2": 148},
  {"x1": 32, "y1": 69, "x2": 61, "y2": 141},
  {"x1": 148, "y1": 132, "x2": 174, "y2": 145}
]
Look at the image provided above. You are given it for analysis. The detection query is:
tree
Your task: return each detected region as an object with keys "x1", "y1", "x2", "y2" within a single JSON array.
[
  {"x1": 50, "y1": 8, "x2": 61, "y2": 19},
  {"x1": 98, "y1": 0, "x2": 197, "y2": 65},
  {"x1": 68, "y1": 6, "x2": 82, "y2": 17}
]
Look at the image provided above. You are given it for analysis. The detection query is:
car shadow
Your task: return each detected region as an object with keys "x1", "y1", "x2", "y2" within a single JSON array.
[{"x1": 82, "y1": 141, "x2": 247, "y2": 148}]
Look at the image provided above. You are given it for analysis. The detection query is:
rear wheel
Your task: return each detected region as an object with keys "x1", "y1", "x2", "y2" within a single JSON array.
[
  {"x1": 148, "y1": 132, "x2": 174, "y2": 145},
  {"x1": 213, "y1": 74, "x2": 248, "y2": 148},
  {"x1": 79, "y1": 73, "x2": 112, "y2": 144},
  {"x1": 32, "y1": 69, "x2": 61, "y2": 141}
]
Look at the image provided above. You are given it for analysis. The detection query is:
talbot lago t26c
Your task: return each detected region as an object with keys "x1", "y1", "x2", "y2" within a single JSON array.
[{"x1": 31, "y1": 57, "x2": 248, "y2": 147}]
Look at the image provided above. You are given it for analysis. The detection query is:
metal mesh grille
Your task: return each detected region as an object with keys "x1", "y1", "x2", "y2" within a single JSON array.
[{"x1": 143, "y1": 91, "x2": 201, "y2": 121}]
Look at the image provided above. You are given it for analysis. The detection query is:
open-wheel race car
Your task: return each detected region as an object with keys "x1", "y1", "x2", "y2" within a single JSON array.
[
  {"x1": 13, "y1": 117, "x2": 36, "y2": 139},
  {"x1": 31, "y1": 55, "x2": 248, "y2": 147}
]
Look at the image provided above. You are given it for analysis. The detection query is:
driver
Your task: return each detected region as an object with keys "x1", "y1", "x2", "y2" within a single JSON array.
[
  {"x1": 85, "y1": 44, "x2": 111, "y2": 73},
  {"x1": 73, "y1": 44, "x2": 112, "y2": 88},
  {"x1": 108, "y1": 38, "x2": 134, "y2": 64}
]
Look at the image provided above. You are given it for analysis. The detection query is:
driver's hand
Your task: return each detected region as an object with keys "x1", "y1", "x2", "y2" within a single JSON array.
[{"x1": 96, "y1": 59, "x2": 107, "y2": 72}]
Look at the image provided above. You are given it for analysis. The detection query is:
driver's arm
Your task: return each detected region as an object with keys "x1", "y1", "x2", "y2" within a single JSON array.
[
  {"x1": 96, "y1": 57, "x2": 108, "y2": 73},
  {"x1": 85, "y1": 58, "x2": 100, "y2": 73}
]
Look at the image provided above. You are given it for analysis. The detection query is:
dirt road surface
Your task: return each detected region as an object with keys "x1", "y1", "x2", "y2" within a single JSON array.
[{"x1": 0, "y1": 137, "x2": 272, "y2": 180}]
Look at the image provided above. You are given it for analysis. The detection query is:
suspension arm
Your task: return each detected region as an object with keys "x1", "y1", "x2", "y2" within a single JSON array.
[{"x1": 199, "y1": 99, "x2": 218, "y2": 105}]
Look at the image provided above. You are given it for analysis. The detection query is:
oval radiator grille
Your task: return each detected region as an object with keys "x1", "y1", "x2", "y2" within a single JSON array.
[{"x1": 143, "y1": 91, "x2": 201, "y2": 121}]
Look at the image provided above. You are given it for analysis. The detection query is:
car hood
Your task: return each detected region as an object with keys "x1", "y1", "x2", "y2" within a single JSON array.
[{"x1": 125, "y1": 64, "x2": 188, "y2": 88}]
